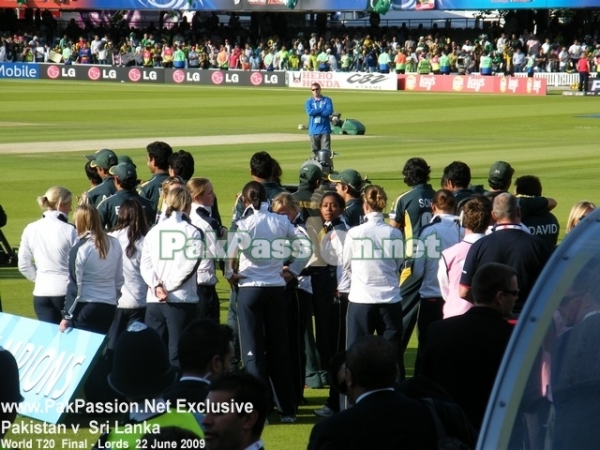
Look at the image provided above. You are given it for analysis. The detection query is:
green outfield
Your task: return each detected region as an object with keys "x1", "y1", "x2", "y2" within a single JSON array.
[{"x1": 1, "y1": 79, "x2": 599, "y2": 449}]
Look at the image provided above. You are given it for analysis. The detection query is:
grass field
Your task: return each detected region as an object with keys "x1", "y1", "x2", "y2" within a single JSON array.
[{"x1": 1, "y1": 79, "x2": 600, "y2": 449}]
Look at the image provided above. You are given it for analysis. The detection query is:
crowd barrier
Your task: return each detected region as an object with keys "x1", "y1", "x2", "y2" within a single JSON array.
[
  {"x1": 9, "y1": 62, "x2": 593, "y2": 95},
  {"x1": 399, "y1": 74, "x2": 547, "y2": 95}
]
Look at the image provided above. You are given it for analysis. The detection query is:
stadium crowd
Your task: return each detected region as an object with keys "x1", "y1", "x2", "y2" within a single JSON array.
[
  {"x1": 1, "y1": 126, "x2": 596, "y2": 448},
  {"x1": 2, "y1": 12, "x2": 600, "y2": 75}
]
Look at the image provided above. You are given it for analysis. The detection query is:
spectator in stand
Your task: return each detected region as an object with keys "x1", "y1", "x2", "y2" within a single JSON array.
[
  {"x1": 228, "y1": 44, "x2": 241, "y2": 69},
  {"x1": 377, "y1": 46, "x2": 391, "y2": 73},
  {"x1": 19, "y1": 186, "x2": 77, "y2": 324},
  {"x1": 512, "y1": 48, "x2": 525, "y2": 72},
  {"x1": 162, "y1": 43, "x2": 174, "y2": 68},
  {"x1": 394, "y1": 48, "x2": 407, "y2": 74},
  {"x1": 187, "y1": 45, "x2": 199, "y2": 68},
  {"x1": 566, "y1": 201, "x2": 596, "y2": 234},
  {"x1": 216, "y1": 44, "x2": 228, "y2": 69},
  {"x1": 577, "y1": 52, "x2": 591, "y2": 92},
  {"x1": 173, "y1": 44, "x2": 186, "y2": 69}
]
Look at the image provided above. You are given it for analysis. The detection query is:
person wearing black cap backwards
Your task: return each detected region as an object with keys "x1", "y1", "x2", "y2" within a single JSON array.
[
  {"x1": 0, "y1": 347, "x2": 24, "y2": 439},
  {"x1": 97, "y1": 162, "x2": 156, "y2": 230},
  {"x1": 84, "y1": 148, "x2": 119, "y2": 207},
  {"x1": 93, "y1": 322, "x2": 204, "y2": 449}
]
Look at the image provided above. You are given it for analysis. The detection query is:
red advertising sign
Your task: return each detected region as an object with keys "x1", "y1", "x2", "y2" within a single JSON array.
[{"x1": 402, "y1": 75, "x2": 546, "y2": 95}]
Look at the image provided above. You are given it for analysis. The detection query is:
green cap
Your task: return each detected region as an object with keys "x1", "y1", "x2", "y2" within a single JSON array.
[
  {"x1": 299, "y1": 164, "x2": 326, "y2": 183},
  {"x1": 488, "y1": 161, "x2": 514, "y2": 185},
  {"x1": 329, "y1": 169, "x2": 364, "y2": 192},
  {"x1": 87, "y1": 149, "x2": 118, "y2": 170},
  {"x1": 109, "y1": 162, "x2": 137, "y2": 183}
]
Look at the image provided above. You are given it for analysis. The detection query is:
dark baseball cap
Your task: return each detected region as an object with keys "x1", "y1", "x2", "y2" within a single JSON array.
[
  {"x1": 299, "y1": 164, "x2": 326, "y2": 183},
  {"x1": 87, "y1": 149, "x2": 118, "y2": 170},
  {"x1": 329, "y1": 169, "x2": 364, "y2": 192},
  {"x1": 488, "y1": 161, "x2": 514, "y2": 184},
  {"x1": 109, "y1": 162, "x2": 137, "y2": 182},
  {"x1": 117, "y1": 155, "x2": 136, "y2": 168}
]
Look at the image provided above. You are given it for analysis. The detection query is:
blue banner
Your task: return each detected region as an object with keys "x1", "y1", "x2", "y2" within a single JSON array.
[
  {"x1": 0, "y1": 313, "x2": 106, "y2": 424},
  {"x1": 0, "y1": 63, "x2": 40, "y2": 79}
]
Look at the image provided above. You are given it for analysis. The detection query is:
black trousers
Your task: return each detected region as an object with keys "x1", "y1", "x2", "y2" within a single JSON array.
[
  {"x1": 579, "y1": 71, "x2": 590, "y2": 92},
  {"x1": 72, "y1": 302, "x2": 116, "y2": 334},
  {"x1": 197, "y1": 284, "x2": 220, "y2": 322},
  {"x1": 414, "y1": 296, "x2": 444, "y2": 375},
  {"x1": 237, "y1": 286, "x2": 296, "y2": 416},
  {"x1": 310, "y1": 267, "x2": 337, "y2": 372},
  {"x1": 399, "y1": 272, "x2": 423, "y2": 355},
  {"x1": 107, "y1": 307, "x2": 146, "y2": 351},
  {"x1": 146, "y1": 302, "x2": 198, "y2": 367},
  {"x1": 72, "y1": 302, "x2": 118, "y2": 404},
  {"x1": 346, "y1": 301, "x2": 406, "y2": 380},
  {"x1": 285, "y1": 285, "x2": 311, "y2": 406},
  {"x1": 34, "y1": 295, "x2": 66, "y2": 324},
  {"x1": 326, "y1": 292, "x2": 349, "y2": 411},
  {"x1": 226, "y1": 286, "x2": 241, "y2": 366}
]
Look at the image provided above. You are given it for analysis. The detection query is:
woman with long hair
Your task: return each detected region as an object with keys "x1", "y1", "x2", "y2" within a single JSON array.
[
  {"x1": 107, "y1": 199, "x2": 150, "y2": 349},
  {"x1": 226, "y1": 181, "x2": 310, "y2": 423},
  {"x1": 187, "y1": 177, "x2": 224, "y2": 322},
  {"x1": 19, "y1": 186, "x2": 77, "y2": 324},
  {"x1": 343, "y1": 185, "x2": 405, "y2": 378},
  {"x1": 566, "y1": 201, "x2": 596, "y2": 234},
  {"x1": 271, "y1": 192, "x2": 315, "y2": 409},
  {"x1": 141, "y1": 186, "x2": 202, "y2": 366},
  {"x1": 59, "y1": 204, "x2": 123, "y2": 334}
]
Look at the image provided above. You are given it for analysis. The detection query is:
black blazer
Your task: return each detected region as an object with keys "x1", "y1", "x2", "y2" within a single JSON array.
[
  {"x1": 421, "y1": 306, "x2": 513, "y2": 429},
  {"x1": 307, "y1": 390, "x2": 438, "y2": 450},
  {"x1": 163, "y1": 379, "x2": 210, "y2": 405}
]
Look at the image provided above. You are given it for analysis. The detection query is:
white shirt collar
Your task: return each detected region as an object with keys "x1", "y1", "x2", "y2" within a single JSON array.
[
  {"x1": 244, "y1": 439, "x2": 265, "y2": 450},
  {"x1": 355, "y1": 387, "x2": 395, "y2": 404}
]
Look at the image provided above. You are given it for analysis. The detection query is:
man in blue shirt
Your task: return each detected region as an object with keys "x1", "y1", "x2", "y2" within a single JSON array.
[{"x1": 305, "y1": 83, "x2": 334, "y2": 155}]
